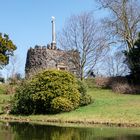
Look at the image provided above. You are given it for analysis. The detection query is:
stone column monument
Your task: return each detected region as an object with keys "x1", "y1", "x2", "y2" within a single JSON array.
[
  {"x1": 25, "y1": 16, "x2": 80, "y2": 78},
  {"x1": 51, "y1": 16, "x2": 56, "y2": 49}
]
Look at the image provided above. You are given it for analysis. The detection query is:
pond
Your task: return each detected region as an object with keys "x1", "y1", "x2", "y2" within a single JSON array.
[{"x1": 0, "y1": 121, "x2": 140, "y2": 140}]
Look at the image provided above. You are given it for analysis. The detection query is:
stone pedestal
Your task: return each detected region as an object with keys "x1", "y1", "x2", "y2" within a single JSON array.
[{"x1": 51, "y1": 42, "x2": 56, "y2": 50}]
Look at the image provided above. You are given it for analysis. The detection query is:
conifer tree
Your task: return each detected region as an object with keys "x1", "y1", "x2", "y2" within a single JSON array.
[
  {"x1": 124, "y1": 33, "x2": 140, "y2": 83},
  {"x1": 0, "y1": 33, "x2": 16, "y2": 68}
]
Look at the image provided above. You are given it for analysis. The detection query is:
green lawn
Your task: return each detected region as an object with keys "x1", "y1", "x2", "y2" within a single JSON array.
[
  {"x1": 0, "y1": 85, "x2": 12, "y2": 114},
  {"x1": 0, "y1": 85, "x2": 140, "y2": 126}
]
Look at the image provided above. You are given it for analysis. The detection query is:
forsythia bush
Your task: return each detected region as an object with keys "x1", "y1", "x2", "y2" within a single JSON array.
[{"x1": 10, "y1": 70, "x2": 83, "y2": 114}]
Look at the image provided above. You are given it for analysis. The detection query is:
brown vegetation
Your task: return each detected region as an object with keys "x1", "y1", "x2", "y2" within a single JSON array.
[
  {"x1": 95, "y1": 77, "x2": 127, "y2": 88},
  {"x1": 111, "y1": 82, "x2": 140, "y2": 94},
  {"x1": 95, "y1": 77, "x2": 140, "y2": 94}
]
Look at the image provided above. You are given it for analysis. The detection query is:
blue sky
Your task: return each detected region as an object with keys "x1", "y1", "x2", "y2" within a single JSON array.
[{"x1": 0, "y1": 0, "x2": 103, "y2": 77}]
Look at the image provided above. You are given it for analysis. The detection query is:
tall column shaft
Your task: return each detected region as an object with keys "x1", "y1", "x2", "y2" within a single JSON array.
[{"x1": 51, "y1": 16, "x2": 56, "y2": 43}]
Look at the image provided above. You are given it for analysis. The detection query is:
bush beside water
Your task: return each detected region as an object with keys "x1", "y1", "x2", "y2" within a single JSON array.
[{"x1": 10, "y1": 70, "x2": 91, "y2": 115}]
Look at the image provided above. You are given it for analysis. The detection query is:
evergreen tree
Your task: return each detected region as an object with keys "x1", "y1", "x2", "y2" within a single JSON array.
[
  {"x1": 124, "y1": 33, "x2": 140, "y2": 83},
  {"x1": 0, "y1": 33, "x2": 16, "y2": 68}
]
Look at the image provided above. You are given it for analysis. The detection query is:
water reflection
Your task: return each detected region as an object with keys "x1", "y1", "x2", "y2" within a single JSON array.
[{"x1": 0, "y1": 121, "x2": 140, "y2": 140}]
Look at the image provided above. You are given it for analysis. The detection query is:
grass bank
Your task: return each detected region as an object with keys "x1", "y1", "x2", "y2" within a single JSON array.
[{"x1": 0, "y1": 85, "x2": 140, "y2": 127}]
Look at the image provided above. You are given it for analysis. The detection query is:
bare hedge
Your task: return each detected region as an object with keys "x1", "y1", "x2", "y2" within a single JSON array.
[{"x1": 95, "y1": 77, "x2": 140, "y2": 94}]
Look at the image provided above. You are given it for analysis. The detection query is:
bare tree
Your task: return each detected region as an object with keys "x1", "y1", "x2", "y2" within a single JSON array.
[
  {"x1": 96, "y1": 0, "x2": 140, "y2": 51},
  {"x1": 103, "y1": 51, "x2": 129, "y2": 77},
  {"x1": 4, "y1": 55, "x2": 21, "y2": 81},
  {"x1": 58, "y1": 12, "x2": 108, "y2": 80}
]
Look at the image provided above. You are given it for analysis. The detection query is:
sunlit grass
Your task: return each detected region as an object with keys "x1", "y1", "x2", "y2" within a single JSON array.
[{"x1": 0, "y1": 85, "x2": 140, "y2": 126}]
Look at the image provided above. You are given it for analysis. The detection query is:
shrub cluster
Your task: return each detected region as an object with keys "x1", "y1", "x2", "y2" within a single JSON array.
[
  {"x1": 95, "y1": 77, "x2": 128, "y2": 89},
  {"x1": 111, "y1": 82, "x2": 140, "y2": 94},
  {"x1": 77, "y1": 80, "x2": 92, "y2": 106},
  {"x1": 10, "y1": 70, "x2": 91, "y2": 115},
  {"x1": 77, "y1": 80, "x2": 87, "y2": 96},
  {"x1": 95, "y1": 76, "x2": 140, "y2": 94},
  {"x1": 80, "y1": 94, "x2": 92, "y2": 106}
]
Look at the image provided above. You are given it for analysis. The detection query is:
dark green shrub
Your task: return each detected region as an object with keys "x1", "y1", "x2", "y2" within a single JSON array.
[
  {"x1": 10, "y1": 82, "x2": 35, "y2": 114},
  {"x1": 124, "y1": 33, "x2": 140, "y2": 84},
  {"x1": 77, "y1": 79, "x2": 92, "y2": 106},
  {"x1": 77, "y1": 80, "x2": 87, "y2": 96},
  {"x1": 11, "y1": 70, "x2": 81, "y2": 114},
  {"x1": 80, "y1": 94, "x2": 92, "y2": 106}
]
